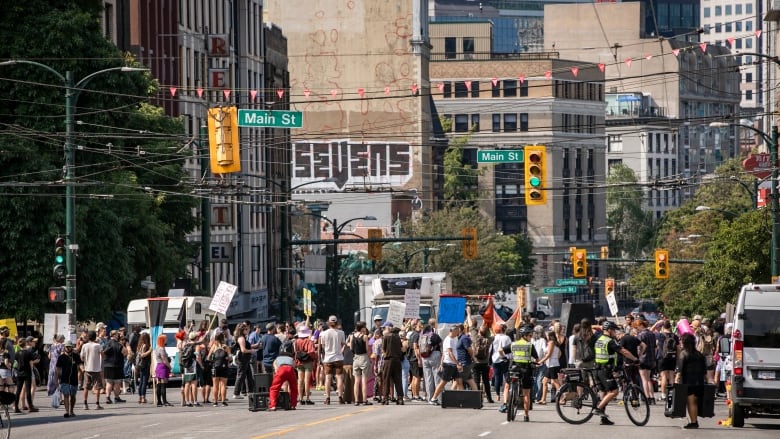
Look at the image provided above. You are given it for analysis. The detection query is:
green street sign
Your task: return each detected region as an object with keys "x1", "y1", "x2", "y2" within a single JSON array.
[
  {"x1": 543, "y1": 286, "x2": 577, "y2": 294},
  {"x1": 555, "y1": 278, "x2": 587, "y2": 286},
  {"x1": 476, "y1": 149, "x2": 523, "y2": 163},
  {"x1": 237, "y1": 109, "x2": 303, "y2": 128}
]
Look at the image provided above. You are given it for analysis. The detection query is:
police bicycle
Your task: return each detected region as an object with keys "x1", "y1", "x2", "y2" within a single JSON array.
[
  {"x1": 505, "y1": 363, "x2": 536, "y2": 422},
  {"x1": 554, "y1": 365, "x2": 650, "y2": 426}
]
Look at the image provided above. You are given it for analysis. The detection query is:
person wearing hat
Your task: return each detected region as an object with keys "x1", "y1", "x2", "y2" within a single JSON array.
[
  {"x1": 372, "y1": 315, "x2": 384, "y2": 332},
  {"x1": 56, "y1": 340, "x2": 82, "y2": 418},
  {"x1": 319, "y1": 315, "x2": 346, "y2": 405},
  {"x1": 294, "y1": 325, "x2": 316, "y2": 405}
]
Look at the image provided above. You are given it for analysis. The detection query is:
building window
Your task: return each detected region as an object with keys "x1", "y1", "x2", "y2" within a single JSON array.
[
  {"x1": 715, "y1": 6, "x2": 722, "y2": 16},
  {"x1": 736, "y1": 22, "x2": 742, "y2": 32},
  {"x1": 492, "y1": 80, "x2": 500, "y2": 97},
  {"x1": 492, "y1": 114, "x2": 501, "y2": 132},
  {"x1": 520, "y1": 81, "x2": 528, "y2": 97},
  {"x1": 504, "y1": 80, "x2": 517, "y2": 97},
  {"x1": 454, "y1": 114, "x2": 469, "y2": 132},
  {"x1": 520, "y1": 113, "x2": 529, "y2": 132},
  {"x1": 736, "y1": 39, "x2": 742, "y2": 49},
  {"x1": 471, "y1": 114, "x2": 480, "y2": 132},
  {"x1": 746, "y1": 39, "x2": 753, "y2": 49},
  {"x1": 715, "y1": 23, "x2": 722, "y2": 33},
  {"x1": 463, "y1": 37, "x2": 475, "y2": 58},
  {"x1": 504, "y1": 113, "x2": 517, "y2": 131},
  {"x1": 747, "y1": 4, "x2": 752, "y2": 14},
  {"x1": 445, "y1": 37, "x2": 456, "y2": 59},
  {"x1": 725, "y1": 5, "x2": 732, "y2": 15},
  {"x1": 746, "y1": 90, "x2": 753, "y2": 101},
  {"x1": 471, "y1": 81, "x2": 480, "y2": 98},
  {"x1": 454, "y1": 81, "x2": 468, "y2": 98},
  {"x1": 746, "y1": 21, "x2": 752, "y2": 31},
  {"x1": 736, "y1": 4, "x2": 742, "y2": 14},
  {"x1": 725, "y1": 23, "x2": 732, "y2": 32},
  {"x1": 443, "y1": 82, "x2": 452, "y2": 98},
  {"x1": 746, "y1": 72, "x2": 753, "y2": 83},
  {"x1": 703, "y1": 7, "x2": 710, "y2": 18}
]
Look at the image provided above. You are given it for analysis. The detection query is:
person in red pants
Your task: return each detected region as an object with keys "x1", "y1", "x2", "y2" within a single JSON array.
[{"x1": 268, "y1": 352, "x2": 298, "y2": 411}]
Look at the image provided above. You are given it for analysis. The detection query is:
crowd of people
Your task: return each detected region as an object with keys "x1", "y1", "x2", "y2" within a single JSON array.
[{"x1": 0, "y1": 309, "x2": 725, "y2": 429}]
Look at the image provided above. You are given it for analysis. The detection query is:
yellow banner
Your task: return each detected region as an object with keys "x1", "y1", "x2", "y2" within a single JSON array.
[{"x1": 0, "y1": 318, "x2": 18, "y2": 339}]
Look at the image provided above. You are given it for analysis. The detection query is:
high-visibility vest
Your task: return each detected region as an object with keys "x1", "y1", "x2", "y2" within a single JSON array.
[
  {"x1": 510, "y1": 339, "x2": 532, "y2": 364},
  {"x1": 594, "y1": 334, "x2": 616, "y2": 366}
]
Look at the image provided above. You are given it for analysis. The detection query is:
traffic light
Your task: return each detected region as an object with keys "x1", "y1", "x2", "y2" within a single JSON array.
[
  {"x1": 53, "y1": 237, "x2": 66, "y2": 280},
  {"x1": 367, "y1": 228, "x2": 383, "y2": 261},
  {"x1": 462, "y1": 227, "x2": 478, "y2": 259},
  {"x1": 605, "y1": 278, "x2": 615, "y2": 295},
  {"x1": 655, "y1": 249, "x2": 669, "y2": 279},
  {"x1": 48, "y1": 286, "x2": 65, "y2": 303},
  {"x1": 524, "y1": 145, "x2": 546, "y2": 205},
  {"x1": 600, "y1": 246, "x2": 609, "y2": 259},
  {"x1": 207, "y1": 106, "x2": 241, "y2": 174},
  {"x1": 572, "y1": 248, "x2": 587, "y2": 278}
]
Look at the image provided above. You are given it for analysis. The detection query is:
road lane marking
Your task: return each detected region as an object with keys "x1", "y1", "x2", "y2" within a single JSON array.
[
  {"x1": 478, "y1": 432, "x2": 491, "y2": 437},
  {"x1": 250, "y1": 407, "x2": 377, "y2": 438},
  {"x1": 142, "y1": 423, "x2": 161, "y2": 428}
]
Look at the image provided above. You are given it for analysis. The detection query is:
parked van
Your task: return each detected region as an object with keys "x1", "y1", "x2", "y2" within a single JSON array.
[
  {"x1": 126, "y1": 296, "x2": 223, "y2": 375},
  {"x1": 721, "y1": 283, "x2": 780, "y2": 427}
]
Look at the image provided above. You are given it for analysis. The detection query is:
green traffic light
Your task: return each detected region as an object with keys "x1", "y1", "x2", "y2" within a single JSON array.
[
  {"x1": 55, "y1": 255, "x2": 64, "y2": 264},
  {"x1": 529, "y1": 176, "x2": 541, "y2": 187}
]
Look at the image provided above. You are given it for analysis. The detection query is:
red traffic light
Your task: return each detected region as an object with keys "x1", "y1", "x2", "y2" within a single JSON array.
[{"x1": 48, "y1": 286, "x2": 65, "y2": 303}]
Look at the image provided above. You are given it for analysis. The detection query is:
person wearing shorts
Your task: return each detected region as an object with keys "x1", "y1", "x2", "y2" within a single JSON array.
[
  {"x1": 81, "y1": 331, "x2": 104, "y2": 410},
  {"x1": 195, "y1": 342, "x2": 212, "y2": 404},
  {"x1": 348, "y1": 322, "x2": 372, "y2": 405},
  {"x1": 429, "y1": 325, "x2": 462, "y2": 405},
  {"x1": 319, "y1": 316, "x2": 346, "y2": 405},
  {"x1": 294, "y1": 326, "x2": 316, "y2": 405},
  {"x1": 57, "y1": 340, "x2": 82, "y2": 418}
]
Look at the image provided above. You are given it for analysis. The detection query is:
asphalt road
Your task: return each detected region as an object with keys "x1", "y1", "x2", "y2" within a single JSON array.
[{"x1": 7, "y1": 388, "x2": 780, "y2": 439}]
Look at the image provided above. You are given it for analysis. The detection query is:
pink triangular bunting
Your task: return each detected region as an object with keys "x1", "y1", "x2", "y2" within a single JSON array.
[
  {"x1": 437, "y1": 83, "x2": 444, "y2": 92},
  {"x1": 357, "y1": 87, "x2": 365, "y2": 98},
  {"x1": 645, "y1": 54, "x2": 652, "y2": 60},
  {"x1": 699, "y1": 43, "x2": 707, "y2": 53},
  {"x1": 491, "y1": 77, "x2": 498, "y2": 86},
  {"x1": 755, "y1": 30, "x2": 762, "y2": 38},
  {"x1": 411, "y1": 84, "x2": 418, "y2": 95},
  {"x1": 727, "y1": 37, "x2": 735, "y2": 46},
  {"x1": 672, "y1": 49, "x2": 680, "y2": 57},
  {"x1": 330, "y1": 89, "x2": 338, "y2": 98},
  {"x1": 598, "y1": 63, "x2": 605, "y2": 73},
  {"x1": 303, "y1": 89, "x2": 311, "y2": 98},
  {"x1": 544, "y1": 71, "x2": 552, "y2": 79},
  {"x1": 223, "y1": 89, "x2": 231, "y2": 99},
  {"x1": 384, "y1": 87, "x2": 390, "y2": 96},
  {"x1": 277, "y1": 89, "x2": 284, "y2": 99},
  {"x1": 169, "y1": 87, "x2": 177, "y2": 96},
  {"x1": 570, "y1": 67, "x2": 578, "y2": 77},
  {"x1": 464, "y1": 81, "x2": 472, "y2": 91},
  {"x1": 518, "y1": 75, "x2": 526, "y2": 84},
  {"x1": 625, "y1": 58, "x2": 632, "y2": 68},
  {"x1": 250, "y1": 90, "x2": 258, "y2": 101},
  {"x1": 196, "y1": 88, "x2": 204, "y2": 98}
]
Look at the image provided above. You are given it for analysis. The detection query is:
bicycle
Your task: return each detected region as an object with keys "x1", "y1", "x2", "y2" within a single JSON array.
[
  {"x1": 0, "y1": 390, "x2": 13, "y2": 439},
  {"x1": 554, "y1": 366, "x2": 650, "y2": 426},
  {"x1": 506, "y1": 365, "x2": 533, "y2": 422}
]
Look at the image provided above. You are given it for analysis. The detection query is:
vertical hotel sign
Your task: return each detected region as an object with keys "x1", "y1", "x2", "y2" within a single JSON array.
[{"x1": 208, "y1": 34, "x2": 230, "y2": 88}]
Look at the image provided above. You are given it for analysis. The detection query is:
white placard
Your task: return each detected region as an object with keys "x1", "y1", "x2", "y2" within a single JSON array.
[
  {"x1": 404, "y1": 289, "x2": 421, "y2": 318},
  {"x1": 209, "y1": 281, "x2": 238, "y2": 314},
  {"x1": 387, "y1": 300, "x2": 406, "y2": 327},
  {"x1": 605, "y1": 292, "x2": 619, "y2": 317},
  {"x1": 43, "y1": 313, "x2": 69, "y2": 344},
  {"x1": 420, "y1": 277, "x2": 431, "y2": 296},
  {"x1": 372, "y1": 278, "x2": 384, "y2": 298}
]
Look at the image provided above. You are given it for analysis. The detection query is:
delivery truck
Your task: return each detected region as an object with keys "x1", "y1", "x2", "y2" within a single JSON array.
[{"x1": 355, "y1": 272, "x2": 451, "y2": 325}]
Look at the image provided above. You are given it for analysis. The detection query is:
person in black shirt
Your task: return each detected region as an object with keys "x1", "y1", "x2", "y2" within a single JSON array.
[
  {"x1": 14, "y1": 338, "x2": 39, "y2": 413},
  {"x1": 676, "y1": 333, "x2": 707, "y2": 429},
  {"x1": 57, "y1": 340, "x2": 83, "y2": 418},
  {"x1": 102, "y1": 330, "x2": 127, "y2": 404}
]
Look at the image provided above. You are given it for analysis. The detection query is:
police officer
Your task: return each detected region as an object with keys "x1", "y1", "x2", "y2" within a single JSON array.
[
  {"x1": 501, "y1": 326, "x2": 538, "y2": 422},
  {"x1": 593, "y1": 321, "x2": 638, "y2": 425}
]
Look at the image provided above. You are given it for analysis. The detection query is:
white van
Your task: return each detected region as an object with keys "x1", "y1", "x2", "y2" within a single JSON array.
[
  {"x1": 126, "y1": 297, "x2": 224, "y2": 375},
  {"x1": 723, "y1": 283, "x2": 780, "y2": 427}
]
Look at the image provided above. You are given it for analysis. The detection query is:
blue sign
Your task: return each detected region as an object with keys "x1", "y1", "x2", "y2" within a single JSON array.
[{"x1": 437, "y1": 296, "x2": 466, "y2": 324}]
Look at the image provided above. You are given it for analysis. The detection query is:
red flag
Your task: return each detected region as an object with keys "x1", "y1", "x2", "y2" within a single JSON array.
[
  {"x1": 330, "y1": 89, "x2": 338, "y2": 98},
  {"x1": 481, "y1": 296, "x2": 495, "y2": 329},
  {"x1": 518, "y1": 75, "x2": 526, "y2": 84},
  {"x1": 544, "y1": 71, "x2": 552, "y2": 79},
  {"x1": 672, "y1": 49, "x2": 680, "y2": 57},
  {"x1": 411, "y1": 84, "x2": 418, "y2": 95},
  {"x1": 755, "y1": 30, "x2": 762, "y2": 39},
  {"x1": 491, "y1": 77, "x2": 498, "y2": 86},
  {"x1": 437, "y1": 83, "x2": 444, "y2": 92}
]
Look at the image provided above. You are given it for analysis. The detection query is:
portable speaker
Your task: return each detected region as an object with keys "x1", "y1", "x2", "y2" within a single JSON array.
[
  {"x1": 253, "y1": 373, "x2": 272, "y2": 393},
  {"x1": 560, "y1": 303, "x2": 595, "y2": 336},
  {"x1": 441, "y1": 390, "x2": 482, "y2": 409},
  {"x1": 249, "y1": 392, "x2": 269, "y2": 412}
]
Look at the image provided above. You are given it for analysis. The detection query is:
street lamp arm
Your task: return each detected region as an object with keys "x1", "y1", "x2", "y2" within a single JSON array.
[
  {"x1": 74, "y1": 66, "x2": 148, "y2": 90},
  {"x1": 335, "y1": 216, "x2": 377, "y2": 233},
  {"x1": 0, "y1": 59, "x2": 66, "y2": 83}
]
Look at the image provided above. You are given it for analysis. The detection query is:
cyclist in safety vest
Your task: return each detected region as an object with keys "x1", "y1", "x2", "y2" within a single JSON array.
[
  {"x1": 592, "y1": 320, "x2": 639, "y2": 425},
  {"x1": 498, "y1": 326, "x2": 538, "y2": 422}
]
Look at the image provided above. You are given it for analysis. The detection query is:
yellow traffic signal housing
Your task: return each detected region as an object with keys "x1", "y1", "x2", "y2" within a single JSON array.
[
  {"x1": 524, "y1": 145, "x2": 546, "y2": 205},
  {"x1": 462, "y1": 227, "x2": 478, "y2": 259},
  {"x1": 605, "y1": 278, "x2": 615, "y2": 295},
  {"x1": 655, "y1": 249, "x2": 669, "y2": 279},
  {"x1": 600, "y1": 246, "x2": 609, "y2": 259},
  {"x1": 572, "y1": 248, "x2": 588, "y2": 278},
  {"x1": 207, "y1": 106, "x2": 241, "y2": 174},
  {"x1": 367, "y1": 228, "x2": 383, "y2": 261}
]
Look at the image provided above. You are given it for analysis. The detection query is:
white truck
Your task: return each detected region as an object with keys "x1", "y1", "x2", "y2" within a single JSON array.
[
  {"x1": 127, "y1": 296, "x2": 224, "y2": 375},
  {"x1": 355, "y1": 272, "x2": 452, "y2": 325},
  {"x1": 524, "y1": 288, "x2": 555, "y2": 320},
  {"x1": 721, "y1": 283, "x2": 780, "y2": 427}
]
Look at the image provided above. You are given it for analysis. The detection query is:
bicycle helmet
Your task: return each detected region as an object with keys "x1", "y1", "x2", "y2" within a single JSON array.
[
  {"x1": 601, "y1": 320, "x2": 618, "y2": 331},
  {"x1": 517, "y1": 325, "x2": 532, "y2": 336}
]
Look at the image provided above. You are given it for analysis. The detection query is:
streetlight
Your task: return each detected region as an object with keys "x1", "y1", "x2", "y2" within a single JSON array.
[
  {"x1": 709, "y1": 121, "x2": 779, "y2": 277},
  {"x1": 391, "y1": 245, "x2": 439, "y2": 272},
  {"x1": 695, "y1": 205, "x2": 740, "y2": 218},
  {"x1": 304, "y1": 214, "x2": 376, "y2": 317},
  {"x1": 0, "y1": 60, "x2": 148, "y2": 337},
  {"x1": 729, "y1": 175, "x2": 758, "y2": 208}
]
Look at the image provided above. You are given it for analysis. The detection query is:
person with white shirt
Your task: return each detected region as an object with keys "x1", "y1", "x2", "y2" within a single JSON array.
[
  {"x1": 80, "y1": 331, "x2": 104, "y2": 410},
  {"x1": 429, "y1": 325, "x2": 461, "y2": 405},
  {"x1": 319, "y1": 315, "x2": 345, "y2": 405},
  {"x1": 491, "y1": 324, "x2": 512, "y2": 403},
  {"x1": 532, "y1": 326, "x2": 548, "y2": 402}
]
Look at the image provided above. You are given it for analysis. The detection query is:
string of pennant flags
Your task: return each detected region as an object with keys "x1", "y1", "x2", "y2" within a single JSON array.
[{"x1": 164, "y1": 30, "x2": 763, "y2": 101}]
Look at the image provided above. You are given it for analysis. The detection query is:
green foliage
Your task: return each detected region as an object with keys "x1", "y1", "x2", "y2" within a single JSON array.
[
  {"x1": 606, "y1": 164, "x2": 654, "y2": 260},
  {"x1": 0, "y1": 1, "x2": 197, "y2": 322},
  {"x1": 440, "y1": 118, "x2": 482, "y2": 207}
]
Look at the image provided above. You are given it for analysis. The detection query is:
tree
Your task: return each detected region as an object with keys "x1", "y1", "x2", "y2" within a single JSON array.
[
  {"x1": 0, "y1": 1, "x2": 197, "y2": 321},
  {"x1": 606, "y1": 164, "x2": 654, "y2": 261},
  {"x1": 440, "y1": 117, "x2": 482, "y2": 207}
]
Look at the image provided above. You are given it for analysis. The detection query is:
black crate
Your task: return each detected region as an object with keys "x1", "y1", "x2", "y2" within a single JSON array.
[
  {"x1": 249, "y1": 392, "x2": 269, "y2": 412},
  {"x1": 664, "y1": 384, "x2": 687, "y2": 418},
  {"x1": 698, "y1": 384, "x2": 716, "y2": 418},
  {"x1": 253, "y1": 373, "x2": 272, "y2": 393},
  {"x1": 277, "y1": 391, "x2": 292, "y2": 410}
]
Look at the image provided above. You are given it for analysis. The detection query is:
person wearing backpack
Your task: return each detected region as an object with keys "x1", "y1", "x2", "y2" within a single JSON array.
[
  {"x1": 181, "y1": 333, "x2": 198, "y2": 406},
  {"x1": 573, "y1": 319, "x2": 596, "y2": 369},
  {"x1": 208, "y1": 332, "x2": 230, "y2": 406},
  {"x1": 418, "y1": 319, "x2": 442, "y2": 403},
  {"x1": 658, "y1": 320, "x2": 679, "y2": 402},
  {"x1": 472, "y1": 324, "x2": 494, "y2": 403},
  {"x1": 636, "y1": 317, "x2": 658, "y2": 403},
  {"x1": 696, "y1": 325, "x2": 716, "y2": 384}
]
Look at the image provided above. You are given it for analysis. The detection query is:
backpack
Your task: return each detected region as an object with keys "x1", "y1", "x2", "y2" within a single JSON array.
[
  {"x1": 418, "y1": 332, "x2": 433, "y2": 358},
  {"x1": 474, "y1": 335, "x2": 490, "y2": 361},
  {"x1": 578, "y1": 336, "x2": 596, "y2": 363},
  {"x1": 295, "y1": 338, "x2": 313, "y2": 362},
  {"x1": 662, "y1": 334, "x2": 677, "y2": 359},
  {"x1": 698, "y1": 334, "x2": 715, "y2": 357},
  {"x1": 180, "y1": 344, "x2": 195, "y2": 369},
  {"x1": 280, "y1": 339, "x2": 294, "y2": 355},
  {"x1": 210, "y1": 347, "x2": 228, "y2": 368}
]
